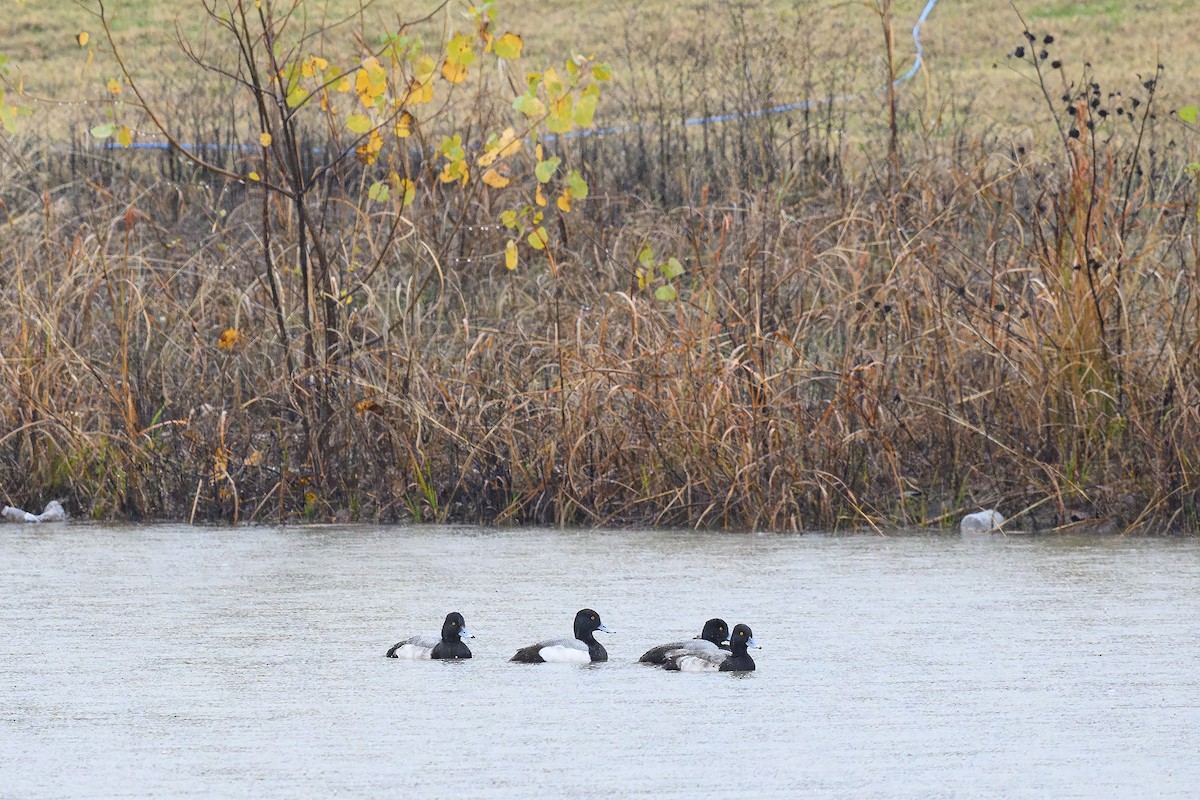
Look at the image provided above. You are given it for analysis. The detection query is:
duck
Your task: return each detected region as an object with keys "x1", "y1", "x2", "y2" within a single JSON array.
[
  {"x1": 639, "y1": 617, "x2": 730, "y2": 665},
  {"x1": 662, "y1": 623, "x2": 758, "y2": 672},
  {"x1": 386, "y1": 612, "x2": 474, "y2": 659},
  {"x1": 510, "y1": 608, "x2": 612, "y2": 663}
]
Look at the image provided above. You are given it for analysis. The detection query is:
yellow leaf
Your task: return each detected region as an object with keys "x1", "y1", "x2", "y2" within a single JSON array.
[
  {"x1": 478, "y1": 127, "x2": 520, "y2": 167},
  {"x1": 535, "y1": 184, "x2": 546, "y2": 207},
  {"x1": 336, "y1": 77, "x2": 351, "y2": 92},
  {"x1": 248, "y1": 172, "x2": 260, "y2": 182},
  {"x1": 482, "y1": 168, "x2": 510, "y2": 188},
  {"x1": 355, "y1": 398, "x2": 384, "y2": 415},
  {"x1": 399, "y1": 178, "x2": 415, "y2": 207},
  {"x1": 438, "y1": 159, "x2": 469, "y2": 184},
  {"x1": 441, "y1": 59, "x2": 468, "y2": 84},
  {"x1": 217, "y1": 327, "x2": 244, "y2": 351},
  {"x1": 504, "y1": 239, "x2": 518, "y2": 270},
  {"x1": 117, "y1": 125, "x2": 132, "y2": 148},
  {"x1": 107, "y1": 78, "x2": 122, "y2": 95},
  {"x1": 259, "y1": 132, "x2": 272, "y2": 147},
  {"x1": 498, "y1": 129, "x2": 521, "y2": 158},
  {"x1": 556, "y1": 190, "x2": 571, "y2": 212},
  {"x1": 403, "y1": 78, "x2": 433, "y2": 106},
  {"x1": 394, "y1": 111, "x2": 413, "y2": 138},
  {"x1": 355, "y1": 129, "x2": 383, "y2": 165},
  {"x1": 76, "y1": 31, "x2": 89, "y2": 47},
  {"x1": 244, "y1": 449, "x2": 263, "y2": 467}
]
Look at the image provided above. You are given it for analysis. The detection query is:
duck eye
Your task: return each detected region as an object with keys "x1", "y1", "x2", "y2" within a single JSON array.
[{"x1": 590, "y1": 616, "x2": 596, "y2": 621}]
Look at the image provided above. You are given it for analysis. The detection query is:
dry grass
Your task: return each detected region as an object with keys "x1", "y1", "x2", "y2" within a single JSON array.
[{"x1": 1, "y1": 1, "x2": 1199, "y2": 530}]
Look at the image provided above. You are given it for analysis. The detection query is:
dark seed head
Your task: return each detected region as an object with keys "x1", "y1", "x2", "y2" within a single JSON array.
[
  {"x1": 1014, "y1": 46, "x2": 1026, "y2": 58},
  {"x1": 1051, "y1": 59, "x2": 1062, "y2": 69},
  {"x1": 1069, "y1": 128, "x2": 1080, "y2": 139},
  {"x1": 1043, "y1": 34, "x2": 1055, "y2": 44}
]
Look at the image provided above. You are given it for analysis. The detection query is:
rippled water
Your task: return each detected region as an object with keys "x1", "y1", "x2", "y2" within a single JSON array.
[{"x1": 3, "y1": 525, "x2": 1199, "y2": 798}]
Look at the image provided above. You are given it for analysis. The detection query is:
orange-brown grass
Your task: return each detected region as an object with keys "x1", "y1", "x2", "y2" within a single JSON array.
[
  {"x1": 3, "y1": 102, "x2": 1199, "y2": 529},
  {"x1": 2, "y1": 2, "x2": 1199, "y2": 531}
]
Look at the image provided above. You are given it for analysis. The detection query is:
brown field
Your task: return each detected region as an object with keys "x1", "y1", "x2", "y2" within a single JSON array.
[
  {"x1": 1, "y1": 1, "x2": 1199, "y2": 531},
  {"x1": 4, "y1": 1, "x2": 1198, "y2": 137}
]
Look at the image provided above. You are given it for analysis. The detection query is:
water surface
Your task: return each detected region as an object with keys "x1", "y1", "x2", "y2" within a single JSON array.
[{"x1": 3, "y1": 526, "x2": 1198, "y2": 798}]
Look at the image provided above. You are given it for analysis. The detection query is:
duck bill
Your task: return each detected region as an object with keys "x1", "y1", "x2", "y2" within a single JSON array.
[
  {"x1": 460, "y1": 628, "x2": 475, "y2": 639},
  {"x1": 747, "y1": 637, "x2": 761, "y2": 650},
  {"x1": 597, "y1": 623, "x2": 613, "y2": 634}
]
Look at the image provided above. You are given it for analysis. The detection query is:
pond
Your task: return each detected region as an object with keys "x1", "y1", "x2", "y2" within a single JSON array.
[{"x1": 3, "y1": 525, "x2": 1199, "y2": 797}]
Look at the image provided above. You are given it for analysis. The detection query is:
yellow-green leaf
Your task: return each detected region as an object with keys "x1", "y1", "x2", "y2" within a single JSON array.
[
  {"x1": 1179, "y1": 105, "x2": 1200, "y2": 124},
  {"x1": 574, "y1": 84, "x2": 599, "y2": 127},
  {"x1": 494, "y1": 32, "x2": 523, "y2": 60},
  {"x1": 346, "y1": 113, "x2": 372, "y2": 134},
  {"x1": 399, "y1": 178, "x2": 416, "y2": 207},
  {"x1": 368, "y1": 181, "x2": 389, "y2": 202},
  {"x1": 527, "y1": 226, "x2": 548, "y2": 250},
  {"x1": 513, "y1": 93, "x2": 545, "y2": 118},
  {"x1": 116, "y1": 125, "x2": 132, "y2": 148},
  {"x1": 535, "y1": 156, "x2": 561, "y2": 183},
  {"x1": 638, "y1": 243, "x2": 654, "y2": 270},
  {"x1": 565, "y1": 170, "x2": 589, "y2": 199},
  {"x1": 662, "y1": 257, "x2": 684, "y2": 280},
  {"x1": 248, "y1": 171, "x2": 261, "y2": 182},
  {"x1": 654, "y1": 284, "x2": 678, "y2": 302},
  {"x1": 90, "y1": 122, "x2": 115, "y2": 139},
  {"x1": 286, "y1": 86, "x2": 308, "y2": 108},
  {"x1": 446, "y1": 33, "x2": 476, "y2": 66}
]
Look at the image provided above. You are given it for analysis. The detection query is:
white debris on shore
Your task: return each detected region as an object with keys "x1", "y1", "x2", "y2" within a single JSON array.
[
  {"x1": 2, "y1": 500, "x2": 67, "y2": 523},
  {"x1": 960, "y1": 508, "x2": 1005, "y2": 534}
]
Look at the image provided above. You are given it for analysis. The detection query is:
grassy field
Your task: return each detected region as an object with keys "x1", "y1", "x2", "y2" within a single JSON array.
[
  {"x1": 2, "y1": 1, "x2": 1199, "y2": 531},
  {"x1": 4, "y1": 0, "x2": 1198, "y2": 138}
]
